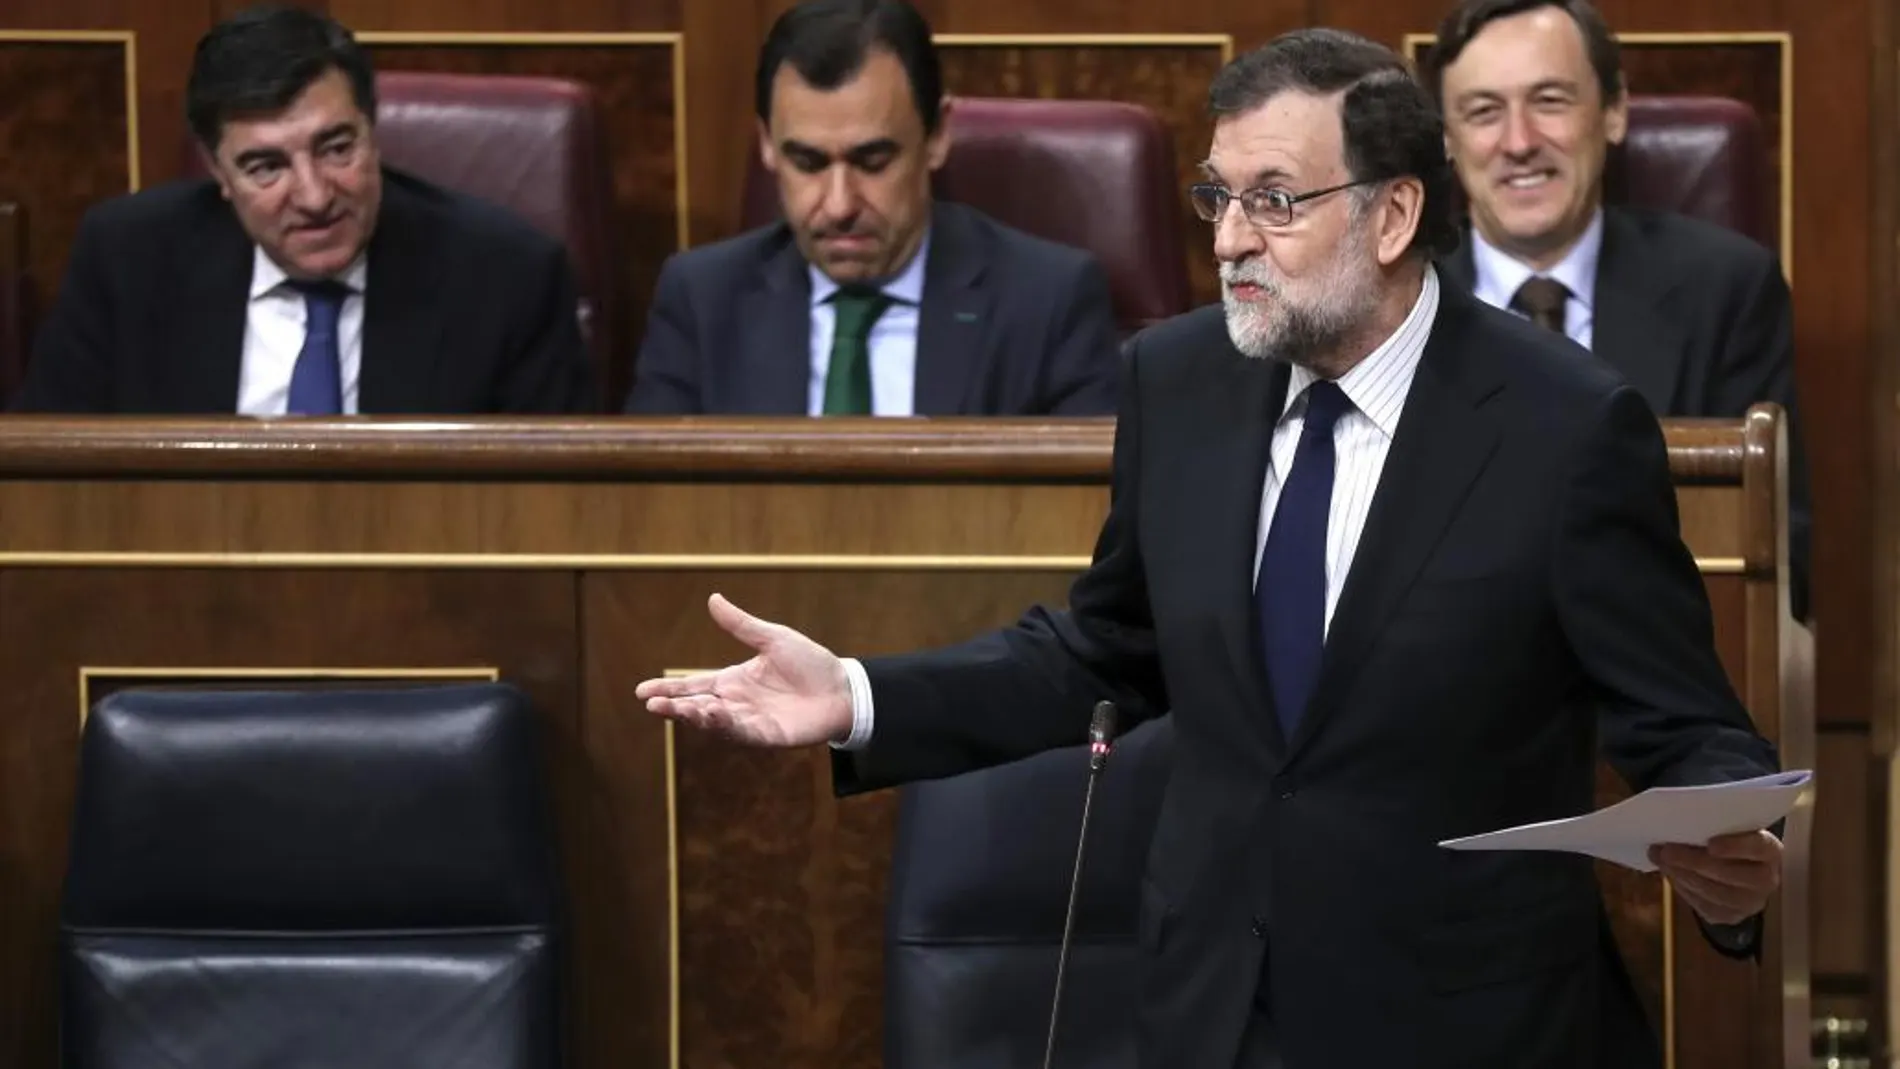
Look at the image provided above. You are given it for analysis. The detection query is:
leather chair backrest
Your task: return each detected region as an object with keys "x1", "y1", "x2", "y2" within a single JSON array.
[
  {"x1": 59, "y1": 682, "x2": 561, "y2": 1069},
  {"x1": 1610, "y1": 94, "x2": 1772, "y2": 248},
  {"x1": 742, "y1": 97, "x2": 1191, "y2": 332},
  {"x1": 182, "y1": 70, "x2": 620, "y2": 406},
  {"x1": 882, "y1": 716, "x2": 1174, "y2": 1069}
]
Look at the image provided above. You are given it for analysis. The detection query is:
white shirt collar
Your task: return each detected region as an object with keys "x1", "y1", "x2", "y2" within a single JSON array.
[
  {"x1": 249, "y1": 246, "x2": 368, "y2": 301},
  {"x1": 1284, "y1": 265, "x2": 1440, "y2": 439},
  {"x1": 1469, "y1": 206, "x2": 1602, "y2": 314},
  {"x1": 808, "y1": 228, "x2": 930, "y2": 308}
]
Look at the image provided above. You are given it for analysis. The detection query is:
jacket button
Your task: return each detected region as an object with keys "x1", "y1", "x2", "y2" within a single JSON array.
[{"x1": 1251, "y1": 917, "x2": 1268, "y2": 939}]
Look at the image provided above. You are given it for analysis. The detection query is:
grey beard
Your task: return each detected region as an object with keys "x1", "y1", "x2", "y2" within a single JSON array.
[{"x1": 1222, "y1": 281, "x2": 1362, "y2": 369}]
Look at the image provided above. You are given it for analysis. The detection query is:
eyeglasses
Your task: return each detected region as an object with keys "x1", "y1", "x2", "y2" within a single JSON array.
[{"x1": 1188, "y1": 177, "x2": 1383, "y2": 228}]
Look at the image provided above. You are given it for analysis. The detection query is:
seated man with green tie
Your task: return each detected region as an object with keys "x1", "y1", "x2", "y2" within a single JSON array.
[
  {"x1": 622, "y1": 0, "x2": 1122, "y2": 417},
  {"x1": 13, "y1": 5, "x2": 594, "y2": 415},
  {"x1": 1423, "y1": 0, "x2": 1811, "y2": 619}
]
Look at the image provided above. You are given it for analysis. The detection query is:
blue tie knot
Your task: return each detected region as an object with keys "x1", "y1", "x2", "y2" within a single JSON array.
[
  {"x1": 1300, "y1": 380, "x2": 1351, "y2": 436},
  {"x1": 287, "y1": 278, "x2": 349, "y2": 319}
]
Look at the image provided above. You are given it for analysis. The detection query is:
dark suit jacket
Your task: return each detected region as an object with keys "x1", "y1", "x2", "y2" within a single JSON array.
[
  {"x1": 837, "y1": 282, "x2": 1778, "y2": 1069},
  {"x1": 1441, "y1": 205, "x2": 1811, "y2": 620},
  {"x1": 12, "y1": 168, "x2": 594, "y2": 414},
  {"x1": 622, "y1": 200, "x2": 1120, "y2": 415}
]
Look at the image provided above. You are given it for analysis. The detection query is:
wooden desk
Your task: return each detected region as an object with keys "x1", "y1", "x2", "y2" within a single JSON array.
[{"x1": 0, "y1": 412, "x2": 1810, "y2": 1069}]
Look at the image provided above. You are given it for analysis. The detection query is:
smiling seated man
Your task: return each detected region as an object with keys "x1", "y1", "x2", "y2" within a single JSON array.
[
  {"x1": 13, "y1": 4, "x2": 594, "y2": 415},
  {"x1": 1423, "y1": 0, "x2": 1811, "y2": 621},
  {"x1": 623, "y1": 0, "x2": 1122, "y2": 417}
]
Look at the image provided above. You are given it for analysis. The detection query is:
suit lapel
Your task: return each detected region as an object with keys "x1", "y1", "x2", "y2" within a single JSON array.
[
  {"x1": 1287, "y1": 288, "x2": 1504, "y2": 761},
  {"x1": 737, "y1": 234, "x2": 814, "y2": 414},
  {"x1": 1590, "y1": 209, "x2": 1685, "y2": 412},
  {"x1": 171, "y1": 200, "x2": 252, "y2": 412},
  {"x1": 1207, "y1": 353, "x2": 1291, "y2": 756},
  {"x1": 358, "y1": 180, "x2": 445, "y2": 413},
  {"x1": 912, "y1": 203, "x2": 988, "y2": 415}
]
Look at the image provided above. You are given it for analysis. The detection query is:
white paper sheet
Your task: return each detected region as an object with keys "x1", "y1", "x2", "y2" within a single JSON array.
[{"x1": 1437, "y1": 770, "x2": 1813, "y2": 872}]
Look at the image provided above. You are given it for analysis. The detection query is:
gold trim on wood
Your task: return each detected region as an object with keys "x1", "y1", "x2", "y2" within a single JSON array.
[
  {"x1": 77, "y1": 664, "x2": 501, "y2": 724},
  {"x1": 355, "y1": 31, "x2": 691, "y2": 252},
  {"x1": 665, "y1": 719, "x2": 681, "y2": 1069},
  {"x1": 0, "y1": 552, "x2": 1099, "y2": 570},
  {"x1": 0, "y1": 30, "x2": 140, "y2": 191},
  {"x1": 658, "y1": 674, "x2": 707, "y2": 1069},
  {"x1": 1399, "y1": 31, "x2": 1794, "y2": 281},
  {"x1": 357, "y1": 32, "x2": 683, "y2": 45},
  {"x1": 0, "y1": 551, "x2": 1748, "y2": 572},
  {"x1": 933, "y1": 32, "x2": 1236, "y2": 64}
]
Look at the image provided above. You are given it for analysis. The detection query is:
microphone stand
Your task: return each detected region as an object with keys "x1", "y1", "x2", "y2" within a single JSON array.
[{"x1": 1043, "y1": 701, "x2": 1119, "y2": 1069}]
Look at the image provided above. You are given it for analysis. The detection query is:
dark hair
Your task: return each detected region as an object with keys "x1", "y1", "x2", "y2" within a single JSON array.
[
  {"x1": 187, "y1": 4, "x2": 378, "y2": 151},
  {"x1": 1207, "y1": 28, "x2": 1460, "y2": 259},
  {"x1": 1421, "y1": 0, "x2": 1623, "y2": 108},
  {"x1": 754, "y1": 0, "x2": 943, "y2": 134}
]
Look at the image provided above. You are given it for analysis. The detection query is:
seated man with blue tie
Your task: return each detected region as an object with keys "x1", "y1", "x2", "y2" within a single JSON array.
[
  {"x1": 1423, "y1": 0, "x2": 1811, "y2": 619},
  {"x1": 13, "y1": 5, "x2": 594, "y2": 415},
  {"x1": 623, "y1": 0, "x2": 1122, "y2": 416}
]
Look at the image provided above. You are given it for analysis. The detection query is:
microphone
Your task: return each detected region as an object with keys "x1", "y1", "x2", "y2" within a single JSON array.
[{"x1": 1043, "y1": 700, "x2": 1120, "y2": 1069}]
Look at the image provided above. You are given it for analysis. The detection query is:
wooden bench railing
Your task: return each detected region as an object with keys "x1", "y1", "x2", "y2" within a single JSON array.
[{"x1": 0, "y1": 411, "x2": 1810, "y2": 1069}]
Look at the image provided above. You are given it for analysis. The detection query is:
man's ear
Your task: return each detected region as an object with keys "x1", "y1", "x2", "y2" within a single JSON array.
[
  {"x1": 1602, "y1": 81, "x2": 1629, "y2": 146},
  {"x1": 1374, "y1": 177, "x2": 1425, "y2": 267},
  {"x1": 756, "y1": 117, "x2": 777, "y2": 170},
  {"x1": 198, "y1": 142, "x2": 233, "y2": 201},
  {"x1": 924, "y1": 95, "x2": 954, "y2": 171}
]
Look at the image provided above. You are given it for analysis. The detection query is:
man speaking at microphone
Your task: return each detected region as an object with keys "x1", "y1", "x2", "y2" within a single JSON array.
[{"x1": 637, "y1": 28, "x2": 1783, "y2": 1069}]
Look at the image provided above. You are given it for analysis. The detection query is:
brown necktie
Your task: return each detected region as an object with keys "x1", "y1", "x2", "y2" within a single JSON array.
[{"x1": 1509, "y1": 276, "x2": 1569, "y2": 335}]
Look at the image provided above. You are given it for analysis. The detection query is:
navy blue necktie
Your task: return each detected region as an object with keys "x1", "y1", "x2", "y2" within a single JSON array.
[
  {"x1": 286, "y1": 279, "x2": 349, "y2": 415},
  {"x1": 1257, "y1": 380, "x2": 1351, "y2": 736}
]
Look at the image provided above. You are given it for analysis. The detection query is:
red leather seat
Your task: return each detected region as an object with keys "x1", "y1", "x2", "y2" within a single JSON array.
[
  {"x1": 742, "y1": 96, "x2": 1191, "y2": 332},
  {"x1": 1611, "y1": 95, "x2": 1772, "y2": 248},
  {"x1": 183, "y1": 71, "x2": 620, "y2": 407}
]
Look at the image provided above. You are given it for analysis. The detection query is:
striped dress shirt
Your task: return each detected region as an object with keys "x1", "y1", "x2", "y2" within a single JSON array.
[{"x1": 1253, "y1": 266, "x2": 1440, "y2": 636}]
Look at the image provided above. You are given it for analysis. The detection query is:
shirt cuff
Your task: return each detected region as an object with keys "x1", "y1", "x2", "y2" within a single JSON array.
[{"x1": 831, "y1": 657, "x2": 875, "y2": 751}]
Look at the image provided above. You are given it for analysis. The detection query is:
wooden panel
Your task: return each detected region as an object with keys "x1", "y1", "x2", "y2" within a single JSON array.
[
  {"x1": 0, "y1": 37, "x2": 132, "y2": 348},
  {"x1": 359, "y1": 38, "x2": 682, "y2": 404},
  {"x1": 935, "y1": 39, "x2": 1228, "y2": 306},
  {"x1": 579, "y1": 575, "x2": 676, "y2": 1069},
  {"x1": 1775, "y1": 0, "x2": 1879, "y2": 726},
  {"x1": 0, "y1": 479, "x2": 1109, "y2": 557},
  {"x1": 0, "y1": 567, "x2": 582, "y2": 1069},
  {"x1": 1814, "y1": 726, "x2": 1874, "y2": 978},
  {"x1": 1869, "y1": 0, "x2": 1896, "y2": 1048},
  {"x1": 631, "y1": 568, "x2": 1079, "y2": 1069},
  {"x1": 0, "y1": 5, "x2": 204, "y2": 200}
]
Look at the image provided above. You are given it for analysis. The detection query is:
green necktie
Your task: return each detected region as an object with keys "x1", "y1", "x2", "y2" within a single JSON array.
[{"x1": 823, "y1": 286, "x2": 892, "y2": 415}]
